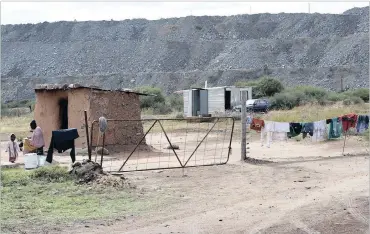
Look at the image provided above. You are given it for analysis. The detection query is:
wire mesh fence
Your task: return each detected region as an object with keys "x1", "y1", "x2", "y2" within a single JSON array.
[{"x1": 90, "y1": 117, "x2": 235, "y2": 172}]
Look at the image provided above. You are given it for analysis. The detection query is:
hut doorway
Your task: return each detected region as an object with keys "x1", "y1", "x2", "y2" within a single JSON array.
[
  {"x1": 59, "y1": 98, "x2": 68, "y2": 129},
  {"x1": 225, "y1": 90, "x2": 231, "y2": 110}
]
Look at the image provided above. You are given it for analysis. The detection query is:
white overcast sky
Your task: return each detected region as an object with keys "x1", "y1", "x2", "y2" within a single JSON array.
[{"x1": 1, "y1": 1, "x2": 369, "y2": 25}]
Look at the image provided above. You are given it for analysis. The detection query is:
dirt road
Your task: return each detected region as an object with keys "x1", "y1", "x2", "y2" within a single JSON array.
[{"x1": 56, "y1": 151, "x2": 369, "y2": 234}]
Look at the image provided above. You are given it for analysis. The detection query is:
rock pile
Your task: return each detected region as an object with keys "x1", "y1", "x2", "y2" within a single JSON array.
[{"x1": 1, "y1": 7, "x2": 369, "y2": 101}]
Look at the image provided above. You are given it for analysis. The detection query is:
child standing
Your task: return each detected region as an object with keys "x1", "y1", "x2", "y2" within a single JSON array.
[{"x1": 6, "y1": 134, "x2": 20, "y2": 163}]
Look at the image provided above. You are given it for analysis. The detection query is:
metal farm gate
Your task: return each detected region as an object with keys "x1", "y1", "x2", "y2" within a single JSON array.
[{"x1": 90, "y1": 117, "x2": 235, "y2": 172}]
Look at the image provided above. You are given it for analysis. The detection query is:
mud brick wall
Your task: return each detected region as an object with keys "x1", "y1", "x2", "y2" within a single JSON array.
[{"x1": 89, "y1": 90, "x2": 146, "y2": 149}]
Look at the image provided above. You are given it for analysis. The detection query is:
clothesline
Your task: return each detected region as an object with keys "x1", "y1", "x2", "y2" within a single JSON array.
[
  {"x1": 247, "y1": 112, "x2": 369, "y2": 123},
  {"x1": 247, "y1": 113, "x2": 369, "y2": 147}
]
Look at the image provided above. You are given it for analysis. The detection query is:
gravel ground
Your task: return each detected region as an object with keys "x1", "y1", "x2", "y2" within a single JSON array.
[{"x1": 1, "y1": 7, "x2": 369, "y2": 101}]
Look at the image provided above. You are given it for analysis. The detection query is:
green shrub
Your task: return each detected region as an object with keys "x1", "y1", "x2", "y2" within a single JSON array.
[
  {"x1": 327, "y1": 92, "x2": 346, "y2": 102},
  {"x1": 343, "y1": 96, "x2": 364, "y2": 106},
  {"x1": 258, "y1": 76, "x2": 284, "y2": 97},
  {"x1": 343, "y1": 88, "x2": 369, "y2": 102},
  {"x1": 135, "y1": 86, "x2": 166, "y2": 109},
  {"x1": 235, "y1": 77, "x2": 283, "y2": 98},
  {"x1": 269, "y1": 92, "x2": 300, "y2": 110},
  {"x1": 167, "y1": 94, "x2": 183, "y2": 112},
  {"x1": 294, "y1": 86, "x2": 328, "y2": 100}
]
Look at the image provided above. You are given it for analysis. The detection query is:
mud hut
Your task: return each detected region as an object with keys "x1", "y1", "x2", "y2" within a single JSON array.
[{"x1": 34, "y1": 84, "x2": 148, "y2": 151}]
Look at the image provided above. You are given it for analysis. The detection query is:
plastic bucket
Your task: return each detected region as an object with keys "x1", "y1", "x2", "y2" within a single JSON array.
[
  {"x1": 38, "y1": 156, "x2": 47, "y2": 167},
  {"x1": 24, "y1": 153, "x2": 38, "y2": 169}
]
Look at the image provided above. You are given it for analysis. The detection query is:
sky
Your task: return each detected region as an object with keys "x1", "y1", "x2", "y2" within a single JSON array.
[{"x1": 1, "y1": 1, "x2": 369, "y2": 25}]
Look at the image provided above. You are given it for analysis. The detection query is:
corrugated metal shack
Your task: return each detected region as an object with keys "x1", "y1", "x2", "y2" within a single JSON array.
[{"x1": 178, "y1": 86, "x2": 252, "y2": 117}]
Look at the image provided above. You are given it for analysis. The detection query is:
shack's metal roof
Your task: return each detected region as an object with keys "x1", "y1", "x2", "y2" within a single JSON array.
[
  {"x1": 174, "y1": 86, "x2": 245, "y2": 94},
  {"x1": 35, "y1": 84, "x2": 152, "y2": 96}
]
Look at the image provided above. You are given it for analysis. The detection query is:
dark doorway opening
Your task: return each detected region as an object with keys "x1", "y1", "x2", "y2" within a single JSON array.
[
  {"x1": 225, "y1": 90, "x2": 231, "y2": 110},
  {"x1": 192, "y1": 90, "x2": 200, "y2": 116},
  {"x1": 59, "y1": 99, "x2": 68, "y2": 129}
]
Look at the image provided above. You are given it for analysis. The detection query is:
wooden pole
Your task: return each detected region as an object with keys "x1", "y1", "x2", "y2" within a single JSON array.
[
  {"x1": 342, "y1": 131, "x2": 347, "y2": 155},
  {"x1": 241, "y1": 91, "x2": 247, "y2": 161},
  {"x1": 101, "y1": 133, "x2": 105, "y2": 166},
  {"x1": 84, "y1": 111, "x2": 91, "y2": 161}
]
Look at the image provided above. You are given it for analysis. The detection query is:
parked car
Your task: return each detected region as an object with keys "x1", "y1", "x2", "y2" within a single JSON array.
[{"x1": 232, "y1": 99, "x2": 269, "y2": 113}]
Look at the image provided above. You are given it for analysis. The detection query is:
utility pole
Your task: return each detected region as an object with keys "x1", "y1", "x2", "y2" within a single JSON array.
[
  {"x1": 16, "y1": 85, "x2": 19, "y2": 117},
  {"x1": 308, "y1": 3, "x2": 311, "y2": 13},
  {"x1": 241, "y1": 91, "x2": 247, "y2": 161}
]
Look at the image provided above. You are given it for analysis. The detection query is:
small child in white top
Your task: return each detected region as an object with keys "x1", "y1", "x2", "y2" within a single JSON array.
[{"x1": 6, "y1": 134, "x2": 20, "y2": 163}]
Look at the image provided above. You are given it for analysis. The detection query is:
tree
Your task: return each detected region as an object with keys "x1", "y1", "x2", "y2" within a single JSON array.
[
  {"x1": 135, "y1": 86, "x2": 165, "y2": 109},
  {"x1": 235, "y1": 76, "x2": 284, "y2": 98},
  {"x1": 258, "y1": 76, "x2": 284, "y2": 97}
]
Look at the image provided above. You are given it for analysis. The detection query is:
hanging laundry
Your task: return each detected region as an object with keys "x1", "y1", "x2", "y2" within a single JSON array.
[
  {"x1": 301, "y1": 123, "x2": 314, "y2": 139},
  {"x1": 287, "y1": 123, "x2": 302, "y2": 138},
  {"x1": 246, "y1": 116, "x2": 253, "y2": 125},
  {"x1": 272, "y1": 132, "x2": 288, "y2": 141},
  {"x1": 261, "y1": 121, "x2": 274, "y2": 147},
  {"x1": 328, "y1": 117, "x2": 343, "y2": 139},
  {"x1": 312, "y1": 120, "x2": 327, "y2": 142},
  {"x1": 46, "y1": 128, "x2": 79, "y2": 163},
  {"x1": 261, "y1": 121, "x2": 289, "y2": 148},
  {"x1": 340, "y1": 113, "x2": 358, "y2": 132},
  {"x1": 356, "y1": 115, "x2": 369, "y2": 133},
  {"x1": 250, "y1": 118, "x2": 265, "y2": 132},
  {"x1": 271, "y1": 122, "x2": 289, "y2": 142}
]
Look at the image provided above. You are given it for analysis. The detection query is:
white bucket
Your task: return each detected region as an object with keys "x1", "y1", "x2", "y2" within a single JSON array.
[
  {"x1": 38, "y1": 156, "x2": 47, "y2": 167},
  {"x1": 24, "y1": 153, "x2": 39, "y2": 169}
]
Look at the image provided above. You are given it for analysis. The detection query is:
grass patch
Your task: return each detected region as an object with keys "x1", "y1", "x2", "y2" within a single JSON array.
[
  {"x1": 264, "y1": 103, "x2": 369, "y2": 122},
  {"x1": 0, "y1": 166, "x2": 159, "y2": 232},
  {"x1": 0, "y1": 113, "x2": 33, "y2": 135}
]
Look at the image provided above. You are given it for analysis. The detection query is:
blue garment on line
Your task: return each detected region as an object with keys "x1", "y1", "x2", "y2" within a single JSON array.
[
  {"x1": 328, "y1": 117, "x2": 342, "y2": 139},
  {"x1": 246, "y1": 116, "x2": 253, "y2": 125},
  {"x1": 301, "y1": 122, "x2": 314, "y2": 139},
  {"x1": 356, "y1": 115, "x2": 369, "y2": 133}
]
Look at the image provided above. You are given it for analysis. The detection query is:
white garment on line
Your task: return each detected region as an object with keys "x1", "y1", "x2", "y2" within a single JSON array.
[
  {"x1": 261, "y1": 121, "x2": 273, "y2": 148},
  {"x1": 261, "y1": 121, "x2": 289, "y2": 148},
  {"x1": 274, "y1": 122, "x2": 290, "y2": 133},
  {"x1": 312, "y1": 120, "x2": 327, "y2": 142},
  {"x1": 272, "y1": 132, "x2": 288, "y2": 141}
]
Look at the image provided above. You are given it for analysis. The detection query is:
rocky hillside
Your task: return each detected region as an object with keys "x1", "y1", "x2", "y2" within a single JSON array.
[{"x1": 1, "y1": 7, "x2": 369, "y2": 101}]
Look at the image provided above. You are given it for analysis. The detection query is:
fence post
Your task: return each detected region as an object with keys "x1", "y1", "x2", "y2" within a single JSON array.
[
  {"x1": 84, "y1": 111, "x2": 91, "y2": 161},
  {"x1": 241, "y1": 91, "x2": 247, "y2": 161}
]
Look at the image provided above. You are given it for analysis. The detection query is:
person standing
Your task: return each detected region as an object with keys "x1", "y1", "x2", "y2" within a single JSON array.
[{"x1": 6, "y1": 134, "x2": 20, "y2": 163}]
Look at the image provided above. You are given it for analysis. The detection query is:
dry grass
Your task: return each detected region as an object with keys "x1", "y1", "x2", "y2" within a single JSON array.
[
  {"x1": 0, "y1": 113, "x2": 33, "y2": 140},
  {"x1": 263, "y1": 103, "x2": 369, "y2": 122}
]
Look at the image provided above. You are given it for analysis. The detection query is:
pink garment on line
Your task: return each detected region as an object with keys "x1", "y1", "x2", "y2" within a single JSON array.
[{"x1": 31, "y1": 126, "x2": 45, "y2": 148}]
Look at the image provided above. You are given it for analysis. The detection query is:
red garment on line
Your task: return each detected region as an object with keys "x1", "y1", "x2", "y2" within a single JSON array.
[
  {"x1": 250, "y1": 118, "x2": 265, "y2": 132},
  {"x1": 340, "y1": 113, "x2": 358, "y2": 132}
]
